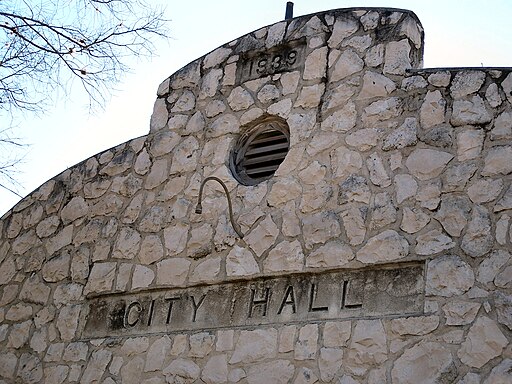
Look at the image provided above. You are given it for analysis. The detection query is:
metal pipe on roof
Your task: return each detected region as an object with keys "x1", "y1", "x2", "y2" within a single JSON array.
[{"x1": 285, "y1": 2, "x2": 294, "y2": 20}]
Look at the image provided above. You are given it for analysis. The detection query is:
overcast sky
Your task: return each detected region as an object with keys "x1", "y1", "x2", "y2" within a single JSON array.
[{"x1": 2, "y1": 0, "x2": 512, "y2": 216}]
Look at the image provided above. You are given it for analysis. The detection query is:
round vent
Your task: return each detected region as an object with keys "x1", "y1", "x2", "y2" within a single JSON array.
[{"x1": 231, "y1": 118, "x2": 290, "y2": 186}]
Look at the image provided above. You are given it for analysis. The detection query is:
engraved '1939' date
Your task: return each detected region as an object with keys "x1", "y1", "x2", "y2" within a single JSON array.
[
  {"x1": 236, "y1": 40, "x2": 306, "y2": 82},
  {"x1": 249, "y1": 49, "x2": 298, "y2": 77}
]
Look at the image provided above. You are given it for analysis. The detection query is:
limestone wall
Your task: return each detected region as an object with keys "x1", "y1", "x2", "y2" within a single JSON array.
[{"x1": 0, "y1": 7, "x2": 511, "y2": 384}]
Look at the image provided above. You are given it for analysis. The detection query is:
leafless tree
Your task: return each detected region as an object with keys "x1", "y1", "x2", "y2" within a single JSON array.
[
  {"x1": 0, "y1": 128, "x2": 24, "y2": 197},
  {"x1": 0, "y1": 0, "x2": 168, "y2": 195}
]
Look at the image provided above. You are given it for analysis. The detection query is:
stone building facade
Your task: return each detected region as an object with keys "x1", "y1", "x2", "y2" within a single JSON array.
[{"x1": 1, "y1": 7, "x2": 511, "y2": 384}]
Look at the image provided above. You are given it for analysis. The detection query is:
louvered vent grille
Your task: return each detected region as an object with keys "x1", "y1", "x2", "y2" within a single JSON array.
[{"x1": 231, "y1": 120, "x2": 290, "y2": 185}]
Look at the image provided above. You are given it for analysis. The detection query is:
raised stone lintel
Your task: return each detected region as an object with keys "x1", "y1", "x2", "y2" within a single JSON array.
[
  {"x1": 83, "y1": 263, "x2": 425, "y2": 338},
  {"x1": 236, "y1": 38, "x2": 306, "y2": 84}
]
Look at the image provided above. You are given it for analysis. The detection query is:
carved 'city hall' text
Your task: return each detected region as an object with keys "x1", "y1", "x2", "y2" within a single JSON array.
[{"x1": 83, "y1": 263, "x2": 425, "y2": 338}]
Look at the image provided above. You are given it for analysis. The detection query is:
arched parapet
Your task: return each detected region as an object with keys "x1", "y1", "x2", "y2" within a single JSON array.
[{"x1": 1, "y1": 7, "x2": 512, "y2": 384}]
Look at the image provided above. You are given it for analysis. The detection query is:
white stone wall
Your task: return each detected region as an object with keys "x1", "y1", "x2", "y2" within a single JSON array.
[{"x1": 0, "y1": 7, "x2": 511, "y2": 383}]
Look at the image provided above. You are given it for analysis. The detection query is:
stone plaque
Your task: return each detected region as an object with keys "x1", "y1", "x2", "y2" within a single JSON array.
[
  {"x1": 236, "y1": 39, "x2": 306, "y2": 83},
  {"x1": 82, "y1": 263, "x2": 424, "y2": 338}
]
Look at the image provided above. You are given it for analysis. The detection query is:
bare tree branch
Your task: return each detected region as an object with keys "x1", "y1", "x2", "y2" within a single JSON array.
[
  {"x1": 0, "y1": 0, "x2": 168, "y2": 112},
  {"x1": 0, "y1": 128, "x2": 26, "y2": 197},
  {"x1": 0, "y1": 0, "x2": 169, "y2": 196}
]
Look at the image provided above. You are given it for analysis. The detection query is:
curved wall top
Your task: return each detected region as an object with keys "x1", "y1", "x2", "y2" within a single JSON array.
[{"x1": 1, "y1": 7, "x2": 512, "y2": 383}]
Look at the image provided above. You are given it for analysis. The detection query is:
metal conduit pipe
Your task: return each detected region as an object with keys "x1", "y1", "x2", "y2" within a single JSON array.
[
  {"x1": 285, "y1": 2, "x2": 294, "y2": 20},
  {"x1": 195, "y1": 176, "x2": 244, "y2": 238}
]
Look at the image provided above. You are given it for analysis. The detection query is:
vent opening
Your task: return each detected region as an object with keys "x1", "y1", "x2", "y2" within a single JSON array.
[{"x1": 231, "y1": 118, "x2": 290, "y2": 186}]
